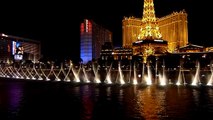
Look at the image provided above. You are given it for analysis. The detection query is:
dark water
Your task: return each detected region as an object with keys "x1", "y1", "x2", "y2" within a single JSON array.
[{"x1": 1, "y1": 79, "x2": 213, "y2": 120}]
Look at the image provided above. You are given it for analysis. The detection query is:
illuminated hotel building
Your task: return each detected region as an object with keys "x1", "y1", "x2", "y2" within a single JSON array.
[
  {"x1": 122, "y1": 17, "x2": 142, "y2": 48},
  {"x1": 80, "y1": 19, "x2": 112, "y2": 64},
  {"x1": 158, "y1": 10, "x2": 188, "y2": 52},
  {"x1": 122, "y1": 10, "x2": 188, "y2": 52},
  {"x1": 0, "y1": 33, "x2": 41, "y2": 63}
]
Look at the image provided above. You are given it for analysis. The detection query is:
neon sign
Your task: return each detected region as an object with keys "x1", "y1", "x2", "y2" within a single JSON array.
[{"x1": 85, "y1": 19, "x2": 88, "y2": 32}]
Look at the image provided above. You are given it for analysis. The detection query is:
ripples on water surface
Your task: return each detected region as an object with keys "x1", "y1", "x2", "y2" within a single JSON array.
[{"x1": 1, "y1": 78, "x2": 213, "y2": 120}]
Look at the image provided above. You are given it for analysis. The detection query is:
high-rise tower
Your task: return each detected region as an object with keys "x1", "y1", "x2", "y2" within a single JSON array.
[
  {"x1": 137, "y1": 0, "x2": 162, "y2": 40},
  {"x1": 80, "y1": 19, "x2": 112, "y2": 64},
  {"x1": 132, "y1": 0, "x2": 168, "y2": 63}
]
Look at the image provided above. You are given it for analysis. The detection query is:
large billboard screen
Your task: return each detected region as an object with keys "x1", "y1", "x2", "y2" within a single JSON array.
[
  {"x1": 12, "y1": 41, "x2": 24, "y2": 60},
  {"x1": 14, "y1": 54, "x2": 23, "y2": 60}
]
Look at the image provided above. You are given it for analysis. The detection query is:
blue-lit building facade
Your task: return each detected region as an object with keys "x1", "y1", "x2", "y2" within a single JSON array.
[
  {"x1": 80, "y1": 19, "x2": 112, "y2": 64},
  {"x1": 0, "y1": 33, "x2": 41, "y2": 63}
]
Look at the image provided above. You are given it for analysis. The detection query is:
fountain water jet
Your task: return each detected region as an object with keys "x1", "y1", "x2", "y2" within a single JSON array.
[
  {"x1": 82, "y1": 65, "x2": 90, "y2": 83},
  {"x1": 176, "y1": 66, "x2": 186, "y2": 86},
  {"x1": 46, "y1": 65, "x2": 60, "y2": 81},
  {"x1": 26, "y1": 67, "x2": 35, "y2": 80},
  {"x1": 63, "y1": 61, "x2": 72, "y2": 82},
  {"x1": 8, "y1": 67, "x2": 18, "y2": 78},
  {"x1": 191, "y1": 61, "x2": 201, "y2": 86},
  {"x1": 127, "y1": 61, "x2": 132, "y2": 84},
  {"x1": 16, "y1": 67, "x2": 24, "y2": 79},
  {"x1": 133, "y1": 62, "x2": 138, "y2": 85},
  {"x1": 3, "y1": 67, "x2": 14, "y2": 78},
  {"x1": 32, "y1": 65, "x2": 43, "y2": 80},
  {"x1": 207, "y1": 62, "x2": 213, "y2": 86},
  {"x1": 104, "y1": 63, "x2": 112, "y2": 84},
  {"x1": 141, "y1": 63, "x2": 145, "y2": 84},
  {"x1": 116, "y1": 62, "x2": 125, "y2": 85},
  {"x1": 159, "y1": 61, "x2": 167, "y2": 86},
  {"x1": 0, "y1": 65, "x2": 6, "y2": 77},
  {"x1": 144, "y1": 62, "x2": 152, "y2": 85},
  {"x1": 19, "y1": 66, "x2": 30, "y2": 79},
  {"x1": 92, "y1": 63, "x2": 101, "y2": 84},
  {"x1": 72, "y1": 65, "x2": 81, "y2": 83},
  {"x1": 55, "y1": 63, "x2": 68, "y2": 82}
]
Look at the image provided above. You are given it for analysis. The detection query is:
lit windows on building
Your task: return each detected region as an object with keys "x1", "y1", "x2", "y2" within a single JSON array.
[
  {"x1": 100, "y1": 47, "x2": 133, "y2": 62},
  {"x1": 113, "y1": 48, "x2": 133, "y2": 60}
]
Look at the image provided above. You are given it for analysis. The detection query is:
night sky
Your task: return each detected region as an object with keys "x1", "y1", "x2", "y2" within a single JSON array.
[{"x1": 0, "y1": 0, "x2": 211, "y2": 61}]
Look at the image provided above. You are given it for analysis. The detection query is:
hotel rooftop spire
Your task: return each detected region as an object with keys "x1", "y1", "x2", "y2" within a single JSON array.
[{"x1": 138, "y1": 0, "x2": 162, "y2": 40}]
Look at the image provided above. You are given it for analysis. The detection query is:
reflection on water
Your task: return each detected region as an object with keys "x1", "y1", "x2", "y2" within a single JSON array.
[
  {"x1": 137, "y1": 86, "x2": 166, "y2": 120},
  {"x1": 80, "y1": 85, "x2": 94, "y2": 120},
  {"x1": 0, "y1": 81, "x2": 23, "y2": 119},
  {"x1": 8, "y1": 83, "x2": 23, "y2": 119},
  {"x1": 1, "y1": 79, "x2": 213, "y2": 120}
]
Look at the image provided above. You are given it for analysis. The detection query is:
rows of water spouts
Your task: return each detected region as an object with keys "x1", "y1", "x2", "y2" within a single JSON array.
[{"x1": 0, "y1": 61, "x2": 213, "y2": 87}]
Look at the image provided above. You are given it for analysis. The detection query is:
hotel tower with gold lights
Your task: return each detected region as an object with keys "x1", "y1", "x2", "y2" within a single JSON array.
[
  {"x1": 158, "y1": 10, "x2": 188, "y2": 52},
  {"x1": 122, "y1": 0, "x2": 188, "y2": 53}
]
